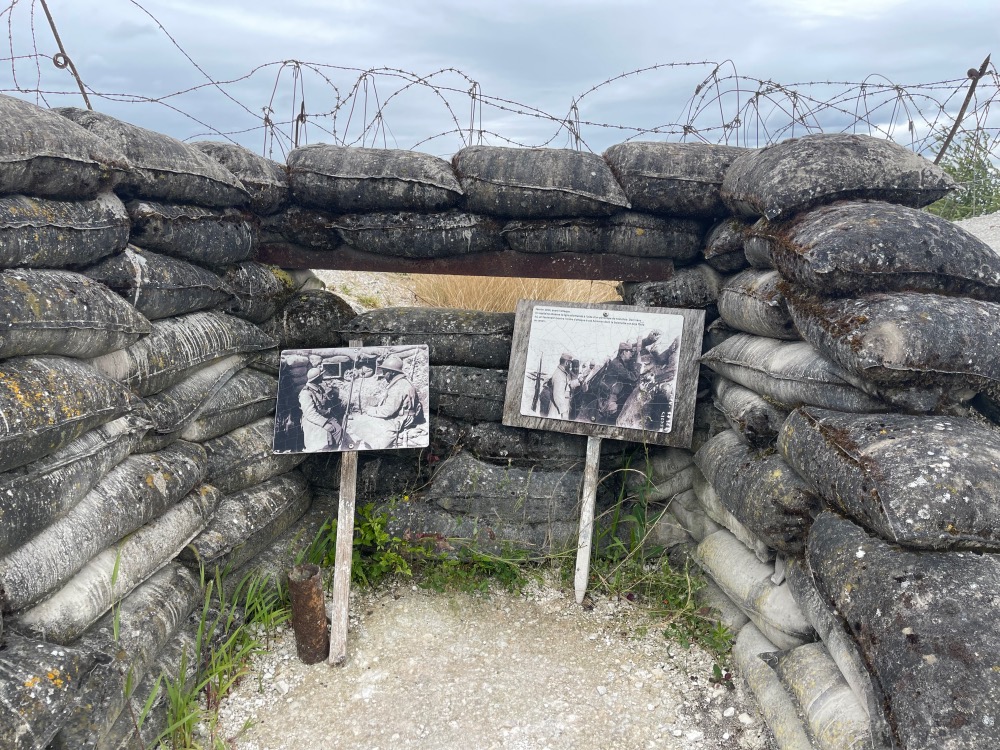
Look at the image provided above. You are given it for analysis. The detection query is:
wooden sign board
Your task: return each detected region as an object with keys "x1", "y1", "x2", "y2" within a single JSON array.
[{"x1": 502, "y1": 300, "x2": 705, "y2": 449}]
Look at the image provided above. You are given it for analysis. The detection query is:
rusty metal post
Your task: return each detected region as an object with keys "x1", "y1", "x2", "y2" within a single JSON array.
[{"x1": 287, "y1": 564, "x2": 328, "y2": 664}]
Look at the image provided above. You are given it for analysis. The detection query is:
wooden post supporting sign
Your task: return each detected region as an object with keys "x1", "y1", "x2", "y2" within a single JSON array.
[{"x1": 574, "y1": 435, "x2": 603, "y2": 604}]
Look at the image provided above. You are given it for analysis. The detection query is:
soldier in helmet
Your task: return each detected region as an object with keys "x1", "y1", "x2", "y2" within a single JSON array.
[
  {"x1": 593, "y1": 340, "x2": 640, "y2": 425},
  {"x1": 299, "y1": 354, "x2": 353, "y2": 451},
  {"x1": 360, "y1": 354, "x2": 424, "y2": 448}
]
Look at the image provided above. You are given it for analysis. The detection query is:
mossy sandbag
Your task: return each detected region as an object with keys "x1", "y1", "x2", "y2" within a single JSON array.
[
  {"x1": 781, "y1": 407, "x2": 1000, "y2": 550},
  {"x1": 0, "y1": 441, "x2": 206, "y2": 613},
  {"x1": 0, "y1": 192, "x2": 129, "y2": 269},
  {"x1": 0, "y1": 355, "x2": 141, "y2": 473},
  {"x1": 807, "y1": 511, "x2": 1000, "y2": 750}
]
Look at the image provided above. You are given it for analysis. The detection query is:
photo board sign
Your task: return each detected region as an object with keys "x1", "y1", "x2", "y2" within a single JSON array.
[
  {"x1": 273, "y1": 345, "x2": 429, "y2": 453},
  {"x1": 503, "y1": 300, "x2": 705, "y2": 448}
]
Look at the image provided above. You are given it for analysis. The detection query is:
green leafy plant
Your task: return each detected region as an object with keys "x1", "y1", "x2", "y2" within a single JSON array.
[{"x1": 926, "y1": 130, "x2": 1000, "y2": 220}]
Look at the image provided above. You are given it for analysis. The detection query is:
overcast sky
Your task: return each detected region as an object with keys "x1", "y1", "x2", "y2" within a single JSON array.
[{"x1": 2, "y1": 0, "x2": 997, "y2": 158}]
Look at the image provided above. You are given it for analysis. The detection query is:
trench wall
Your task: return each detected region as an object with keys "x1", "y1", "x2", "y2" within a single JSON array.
[{"x1": 0, "y1": 93, "x2": 997, "y2": 750}]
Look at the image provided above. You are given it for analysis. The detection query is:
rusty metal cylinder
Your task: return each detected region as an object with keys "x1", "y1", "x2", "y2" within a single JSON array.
[{"x1": 287, "y1": 564, "x2": 328, "y2": 664}]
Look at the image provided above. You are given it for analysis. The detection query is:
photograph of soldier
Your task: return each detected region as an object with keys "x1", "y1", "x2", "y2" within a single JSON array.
[{"x1": 273, "y1": 345, "x2": 429, "y2": 453}]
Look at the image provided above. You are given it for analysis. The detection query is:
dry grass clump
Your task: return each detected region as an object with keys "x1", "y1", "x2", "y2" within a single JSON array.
[{"x1": 413, "y1": 275, "x2": 621, "y2": 312}]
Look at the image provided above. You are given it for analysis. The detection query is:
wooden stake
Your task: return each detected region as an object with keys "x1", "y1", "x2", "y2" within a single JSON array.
[{"x1": 574, "y1": 435, "x2": 603, "y2": 605}]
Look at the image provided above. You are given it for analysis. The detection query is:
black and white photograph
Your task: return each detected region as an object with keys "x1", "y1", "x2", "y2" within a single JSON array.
[{"x1": 273, "y1": 345, "x2": 430, "y2": 454}]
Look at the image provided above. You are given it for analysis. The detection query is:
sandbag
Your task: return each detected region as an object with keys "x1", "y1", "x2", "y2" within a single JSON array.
[
  {"x1": 51, "y1": 563, "x2": 201, "y2": 749},
  {"x1": 0, "y1": 441, "x2": 206, "y2": 612},
  {"x1": 786, "y1": 289, "x2": 1000, "y2": 392},
  {"x1": 191, "y1": 140, "x2": 288, "y2": 215},
  {"x1": 732, "y1": 624, "x2": 816, "y2": 750},
  {"x1": 179, "y1": 368, "x2": 278, "y2": 442},
  {"x1": 221, "y1": 262, "x2": 305, "y2": 323},
  {"x1": 429, "y1": 365, "x2": 507, "y2": 422},
  {"x1": 703, "y1": 319, "x2": 740, "y2": 351},
  {"x1": 453, "y1": 146, "x2": 629, "y2": 218},
  {"x1": 0, "y1": 356, "x2": 141, "y2": 473},
  {"x1": 717, "y1": 269, "x2": 797, "y2": 340},
  {"x1": 774, "y1": 642, "x2": 873, "y2": 750},
  {"x1": 288, "y1": 143, "x2": 461, "y2": 212},
  {"x1": 341, "y1": 308, "x2": 513, "y2": 368},
  {"x1": 501, "y1": 213, "x2": 703, "y2": 260},
  {"x1": 695, "y1": 430, "x2": 818, "y2": 555},
  {"x1": 127, "y1": 200, "x2": 255, "y2": 266},
  {"x1": 602, "y1": 141, "x2": 748, "y2": 218},
  {"x1": 0, "y1": 192, "x2": 129, "y2": 268},
  {"x1": 55, "y1": 107, "x2": 248, "y2": 207},
  {"x1": 0, "y1": 633, "x2": 104, "y2": 750},
  {"x1": 0, "y1": 268, "x2": 151, "y2": 359},
  {"x1": 84, "y1": 245, "x2": 233, "y2": 320},
  {"x1": 0, "y1": 413, "x2": 150, "y2": 557},
  {"x1": 807, "y1": 511, "x2": 1000, "y2": 750},
  {"x1": 258, "y1": 204, "x2": 342, "y2": 250},
  {"x1": 768, "y1": 200, "x2": 1000, "y2": 301},
  {"x1": 712, "y1": 377, "x2": 790, "y2": 451},
  {"x1": 89, "y1": 310, "x2": 276, "y2": 396},
  {"x1": 703, "y1": 218, "x2": 751, "y2": 273},
  {"x1": 664, "y1": 489, "x2": 722, "y2": 543},
  {"x1": 721, "y1": 133, "x2": 955, "y2": 219},
  {"x1": 781, "y1": 407, "x2": 1000, "y2": 550},
  {"x1": 692, "y1": 468, "x2": 774, "y2": 563},
  {"x1": 12, "y1": 484, "x2": 220, "y2": 644},
  {"x1": 694, "y1": 529, "x2": 814, "y2": 650},
  {"x1": 333, "y1": 210, "x2": 504, "y2": 258},
  {"x1": 141, "y1": 356, "x2": 246, "y2": 439},
  {"x1": 742, "y1": 220, "x2": 775, "y2": 269},
  {"x1": 700, "y1": 334, "x2": 888, "y2": 413},
  {"x1": 626, "y1": 448, "x2": 698, "y2": 503},
  {"x1": 0, "y1": 94, "x2": 128, "y2": 199},
  {"x1": 430, "y1": 415, "x2": 594, "y2": 466},
  {"x1": 259, "y1": 289, "x2": 357, "y2": 350},
  {"x1": 204, "y1": 416, "x2": 306, "y2": 493},
  {"x1": 619, "y1": 264, "x2": 722, "y2": 308},
  {"x1": 178, "y1": 470, "x2": 311, "y2": 574}
]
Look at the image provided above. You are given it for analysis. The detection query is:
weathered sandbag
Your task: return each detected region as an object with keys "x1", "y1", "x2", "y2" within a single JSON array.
[
  {"x1": 333, "y1": 210, "x2": 504, "y2": 258},
  {"x1": 0, "y1": 192, "x2": 129, "y2": 268},
  {"x1": 204, "y1": 416, "x2": 306, "y2": 493},
  {"x1": 0, "y1": 413, "x2": 150, "y2": 557},
  {"x1": 626, "y1": 448, "x2": 697, "y2": 503},
  {"x1": 178, "y1": 470, "x2": 311, "y2": 574},
  {"x1": 341, "y1": 308, "x2": 513, "y2": 368},
  {"x1": 180, "y1": 368, "x2": 277, "y2": 443},
  {"x1": 774, "y1": 642, "x2": 873, "y2": 750},
  {"x1": 141, "y1": 356, "x2": 246, "y2": 440},
  {"x1": 191, "y1": 140, "x2": 288, "y2": 215},
  {"x1": 703, "y1": 318, "x2": 740, "y2": 351},
  {"x1": 712, "y1": 377, "x2": 790, "y2": 451},
  {"x1": 619, "y1": 264, "x2": 722, "y2": 308},
  {"x1": 720, "y1": 133, "x2": 955, "y2": 220},
  {"x1": 0, "y1": 94, "x2": 128, "y2": 199},
  {"x1": 768, "y1": 200, "x2": 1000, "y2": 300},
  {"x1": 742, "y1": 220, "x2": 775, "y2": 269},
  {"x1": 732, "y1": 624, "x2": 816, "y2": 750},
  {"x1": 602, "y1": 141, "x2": 748, "y2": 219},
  {"x1": 703, "y1": 218, "x2": 751, "y2": 273},
  {"x1": 84, "y1": 245, "x2": 233, "y2": 320},
  {"x1": 0, "y1": 268, "x2": 151, "y2": 359},
  {"x1": 692, "y1": 468, "x2": 773, "y2": 562},
  {"x1": 259, "y1": 289, "x2": 357, "y2": 350},
  {"x1": 807, "y1": 511, "x2": 1000, "y2": 750},
  {"x1": 664, "y1": 489, "x2": 722, "y2": 542},
  {"x1": 717, "y1": 269, "x2": 797, "y2": 340},
  {"x1": 55, "y1": 107, "x2": 248, "y2": 207},
  {"x1": 0, "y1": 633, "x2": 104, "y2": 750},
  {"x1": 785, "y1": 289, "x2": 1000, "y2": 392},
  {"x1": 695, "y1": 576, "x2": 750, "y2": 633},
  {"x1": 429, "y1": 365, "x2": 506, "y2": 422},
  {"x1": 430, "y1": 415, "x2": 596, "y2": 467},
  {"x1": 12, "y1": 484, "x2": 220, "y2": 644},
  {"x1": 257, "y1": 204, "x2": 342, "y2": 250},
  {"x1": 618, "y1": 506, "x2": 693, "y2": 555},
  {"x1": 695, "y1": 529, "x2": 814, "y2": 650},
  {"x1": 453, "y1": 146, "x2": 629, "y2": 218},
  {"x1": 501, "y1": 213, "x2": 704, "y2": 260},
  {"x1": 784, "y1": 560, "x2": 886, "y2": 735},
  {"x1": 781, "y1": 407, "x2": 1000, "y2": 550},
  {"x1": 700, "y1": 334, "x2": 888, "y2": 413},
  {"x1": 0, "y1": 356, "x2": 141, "y2": 473},
  {"x1": 126, "y1": 200, "x2": 255, "y2": 266},
  {"x1": 0, "y1": 441, "x2": 206, "y2": 612},
  {"x1": 695, "y1": 430, "x2": 819, "y2": 555},
  {"x1": 51, "y1": 563, "x2": 201, "y2": 749},
  {"x1": 288, "y1": 143, "x2": 461, "y2": 212},
  {"x1": 220, "y1": 262, "x2": 304, "y2": 323},
  {"x1": 89, "y1": 310, "x2": 276, "y2": 396},
  {"x1": 422, "y1": 450, "x2": 598, "y2": 524}
]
